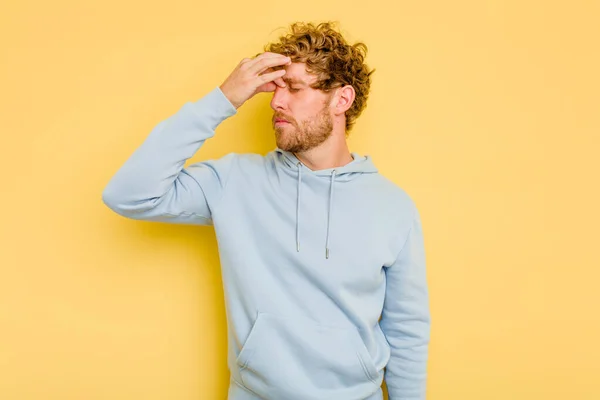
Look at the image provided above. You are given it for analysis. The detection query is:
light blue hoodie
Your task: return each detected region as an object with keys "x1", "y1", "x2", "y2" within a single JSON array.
[{"x1": 102, "y1": 86, "x2": 430, "y2": 400}]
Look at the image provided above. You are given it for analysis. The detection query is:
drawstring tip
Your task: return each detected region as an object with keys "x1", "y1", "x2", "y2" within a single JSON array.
[
  {"x1": 297, "y1": 242, "x2": 300, "y2": 252},
  {"x1": 326, "y1": 248, "x2": 330, "y2": 259}
]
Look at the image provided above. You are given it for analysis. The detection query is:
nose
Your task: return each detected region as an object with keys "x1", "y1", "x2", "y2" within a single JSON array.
[{"x1": 270, "y1": 86, "x2": 287, "y2": 111}]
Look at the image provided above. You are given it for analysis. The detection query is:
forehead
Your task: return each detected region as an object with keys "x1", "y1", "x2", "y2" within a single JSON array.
[{"x1": 282, "y1": 63, "x2": 318, "y2": 85}]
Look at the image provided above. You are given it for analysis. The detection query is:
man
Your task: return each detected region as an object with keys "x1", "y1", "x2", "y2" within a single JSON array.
[{"x1": 102, "y1": 21, "x2": 430, "y2": 400}]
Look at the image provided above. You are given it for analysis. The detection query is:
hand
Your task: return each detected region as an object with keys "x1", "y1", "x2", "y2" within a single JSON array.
[{"x1": 219, "y1": 52, "x2": 291, "y2": 109}]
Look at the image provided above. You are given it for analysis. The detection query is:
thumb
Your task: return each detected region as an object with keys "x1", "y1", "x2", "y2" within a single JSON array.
[{"x1": 257, "y1": 81, "x2": 277, "y2": 93}]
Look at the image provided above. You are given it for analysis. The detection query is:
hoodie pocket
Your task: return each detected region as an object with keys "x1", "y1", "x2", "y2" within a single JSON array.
[{"x1": 235, "y1": 312, "x2": 379, "y2": 400}]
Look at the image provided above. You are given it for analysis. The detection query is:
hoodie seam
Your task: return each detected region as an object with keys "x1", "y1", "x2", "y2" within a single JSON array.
[
  {"x1": 210, "y1": 153, "x2": 237, "y2": 217},
  {"x1": 161, "y1": 212, "x2": 212, "y2": 223},
  {"x1": 392, "y1": 205, "x2": 417, "y2": 262}
]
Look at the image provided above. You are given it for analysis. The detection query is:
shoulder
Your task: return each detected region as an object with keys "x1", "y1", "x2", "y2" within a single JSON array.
[
  {"x1": 225, "y1": 151, "x2": 267, "y2": 168},
  {"x1": 199, "y1": 151, "x2": 266, "y2": 166},
  {"x1": 367, "y1": 173, "x2": 418, "y2": 214},
  {"x1": 200, "y1": 152, "x2": 269, "y2": 177}
]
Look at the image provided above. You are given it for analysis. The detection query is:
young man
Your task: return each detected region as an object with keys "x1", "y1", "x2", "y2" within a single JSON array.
[{"x1": 103, "y1": 22, "x2": 430, "y2": 400}]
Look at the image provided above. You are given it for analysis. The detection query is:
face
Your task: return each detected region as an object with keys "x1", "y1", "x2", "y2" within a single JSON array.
[{"x1": 270, "y1": 63, "x2": 334, "y2": 153}]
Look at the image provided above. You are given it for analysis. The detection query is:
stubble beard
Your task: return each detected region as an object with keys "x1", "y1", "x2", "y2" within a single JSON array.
[{"x1": 274, "y1": 103, "x2": 334, "y2": 153}]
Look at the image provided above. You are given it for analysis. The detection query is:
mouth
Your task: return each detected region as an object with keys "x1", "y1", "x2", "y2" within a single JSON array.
[{"x1": 274, "y1": 119, "x2": 290, "y2": 125}]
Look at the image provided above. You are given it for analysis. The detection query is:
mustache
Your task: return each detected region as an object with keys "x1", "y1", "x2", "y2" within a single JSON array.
[{"x1": 273, "y1": 115, "x2": 293, "y2": 122}]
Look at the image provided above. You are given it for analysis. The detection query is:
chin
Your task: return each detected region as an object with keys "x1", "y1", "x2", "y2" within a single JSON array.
[
  {"x1": 276, "y1": 140, "x2": 296, "y2": 152},
  {"x1": 276, "y1": 141, "x2": 290, "y2": 151}
]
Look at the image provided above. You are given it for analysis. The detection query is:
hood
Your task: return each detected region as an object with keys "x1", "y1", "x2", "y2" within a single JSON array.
[
  {"x1": 274, "y1": 147, "x2": 379, "y2": 259},
  {"x1": 275, "y1": 148, "x2": 378, "y2": 179}
]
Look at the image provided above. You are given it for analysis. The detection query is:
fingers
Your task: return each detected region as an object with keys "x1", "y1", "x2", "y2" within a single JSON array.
[
  {"x1": 259, "y1": 66, "x2": 287, "y2": 87},
  {"x1": 228, "y1": 52, "x2": 291, "y2": 104},
  {"x1": 273, "y1": 76, "x2": 286, "y2": 87},
  {"x1": 256, "y1": 81, "x2": 277, "y2": 94},
  {"x1": 248, "y1": 54, "x2": 292, "y2": 76},
  {"x1": 259, "y1": 69, "x2": 287, "y2": 86},
  {"x1": 240, "y1": 52, "x2": 276, "y2": 65},
  {"x1": 243, "y1": 52, "x2": 284, "y2": 65}
]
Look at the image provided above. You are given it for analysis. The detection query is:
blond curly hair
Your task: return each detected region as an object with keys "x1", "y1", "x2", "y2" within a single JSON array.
[{"x1": 263, "y1": 21, "x2": 376, "y2": 132}]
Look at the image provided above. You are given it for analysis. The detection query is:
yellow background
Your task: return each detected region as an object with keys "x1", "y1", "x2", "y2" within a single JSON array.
[{"x1": 1, "y1": 1, "x2": 598, "y2": 399}]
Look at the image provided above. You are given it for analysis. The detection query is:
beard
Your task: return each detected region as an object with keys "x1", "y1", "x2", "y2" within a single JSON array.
[{"x1": 273, "y1": 102, "x2": 333, "y2": 153}]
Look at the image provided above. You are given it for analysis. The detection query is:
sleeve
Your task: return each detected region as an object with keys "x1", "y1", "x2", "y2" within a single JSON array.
[
  {"x1": 380, "y1": 204, "x2": 431, "y2": 399},
  {"x1": 101, "y1": 86, "x2": 238, "y2": 225}
]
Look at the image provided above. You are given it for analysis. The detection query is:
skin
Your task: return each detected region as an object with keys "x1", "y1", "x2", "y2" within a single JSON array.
[
  {"x1": 219, "y1": 52, "x2": 356, "y2": 171},
  {"x1": 270, "y1": 62, "x2": 356, "y2": 171}
]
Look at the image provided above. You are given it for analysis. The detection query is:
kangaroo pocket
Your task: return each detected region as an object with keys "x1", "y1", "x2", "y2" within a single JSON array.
[{"x1": 235, "y1": 312, "x2": 379, "y2": 400}]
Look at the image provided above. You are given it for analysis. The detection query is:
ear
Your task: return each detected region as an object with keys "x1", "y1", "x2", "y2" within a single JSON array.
[{"x1": 330, "y1": 85, "x2": 356, "y2": 116}]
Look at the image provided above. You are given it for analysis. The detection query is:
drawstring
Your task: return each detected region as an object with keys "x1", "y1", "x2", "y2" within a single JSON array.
[
  {"x1": 296, "y1": 162, "x2": 302, "y2": 253},
  {"x1": 325, "y1": 170, "x2": 337, "y2": 259},
  {"x1": 295, "y1": 162, "x2": 337, "y2": 259}
]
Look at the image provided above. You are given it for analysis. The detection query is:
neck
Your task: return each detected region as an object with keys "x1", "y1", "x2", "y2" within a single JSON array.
[{"x1": 292, "y1": 134, "x2": 353, "y2": 171}]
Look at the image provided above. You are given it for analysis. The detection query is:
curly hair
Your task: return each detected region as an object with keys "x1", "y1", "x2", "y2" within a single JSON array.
[{"x1": 263, "y1": 21, "x2": 376, "y2": 133}]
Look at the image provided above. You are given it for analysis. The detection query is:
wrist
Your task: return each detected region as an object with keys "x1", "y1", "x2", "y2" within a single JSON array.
[{"x1": 219, "y1": 85, "x2": 241, "y2": 109}]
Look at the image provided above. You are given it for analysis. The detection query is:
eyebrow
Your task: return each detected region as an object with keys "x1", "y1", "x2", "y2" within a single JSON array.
[{"x1": 282, "y1": 77, "x2": 308, "y2": 86}]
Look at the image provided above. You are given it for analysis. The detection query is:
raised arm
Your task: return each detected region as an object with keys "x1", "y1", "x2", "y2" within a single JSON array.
[{"x1": 102, "y1": 52, "x2": 292, "y2": 224}]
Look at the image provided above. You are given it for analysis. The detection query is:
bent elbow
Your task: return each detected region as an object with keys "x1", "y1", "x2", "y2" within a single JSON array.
[{"x1": 102, "y1": 184, "x2": 126, "y2": 215}]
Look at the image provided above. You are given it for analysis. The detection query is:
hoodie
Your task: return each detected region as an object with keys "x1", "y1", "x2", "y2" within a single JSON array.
[{"x1": 102, "y1": 86, "x2": 431, "y2": 400}]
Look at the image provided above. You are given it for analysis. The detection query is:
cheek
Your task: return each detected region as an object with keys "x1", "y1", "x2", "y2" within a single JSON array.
[{"x1": 289, "y1": 101, "x2": 313, "y2": 122}]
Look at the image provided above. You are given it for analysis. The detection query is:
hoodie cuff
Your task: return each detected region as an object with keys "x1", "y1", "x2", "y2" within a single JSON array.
[{"x1": 188, "y1": 86, "x2": 238, "y2": 128}]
